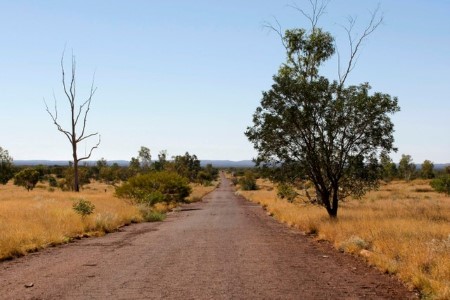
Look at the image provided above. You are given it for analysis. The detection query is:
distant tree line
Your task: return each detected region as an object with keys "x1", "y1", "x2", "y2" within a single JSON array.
[{"x1": 0, "y1": 145, "x2": 219, "y2": 193}]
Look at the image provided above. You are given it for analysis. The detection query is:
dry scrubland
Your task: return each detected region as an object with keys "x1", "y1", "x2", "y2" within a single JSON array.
[
  {"x1": 239, "y1": 179, "x2": 450, "y2": 299},
  {"x1": 0, "y1": 181, "x2": 215, "y2": 261}
]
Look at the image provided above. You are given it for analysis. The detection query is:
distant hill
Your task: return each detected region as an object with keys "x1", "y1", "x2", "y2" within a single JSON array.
[{"x1": 14, "y1": 160, "x2": 256, "y2": 168}]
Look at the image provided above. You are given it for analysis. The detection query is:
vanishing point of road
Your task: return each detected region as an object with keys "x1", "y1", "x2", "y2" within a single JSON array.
[{"x1": 0, "y1": 174, "x2": 416, "y2": 299}]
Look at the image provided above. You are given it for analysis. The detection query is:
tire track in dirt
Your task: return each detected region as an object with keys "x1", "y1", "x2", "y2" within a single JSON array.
[{"x1": 0, "y1": 174, "x2": 417, "y2": 299}]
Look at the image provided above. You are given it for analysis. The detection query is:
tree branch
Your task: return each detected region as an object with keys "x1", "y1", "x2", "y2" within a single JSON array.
[
  {"x1": 338, "y1": 5, "x2": 383, "y2": 87},
  {"x1": 289, "y1": 0, "x2": 329, "y2": 30},
  {"x1": 44, "y1": 98, "x2": 73, "y2": 144},
  {"x1": 78, "y1": 135, "x2": 101, "y2": 162},
  {"x1": 262, "y1": 17, "x2": 287, "y2": 50}
]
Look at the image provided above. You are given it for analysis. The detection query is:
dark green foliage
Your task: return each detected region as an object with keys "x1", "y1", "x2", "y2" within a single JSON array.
[
  {"x1": 72, "y1": 199, "x2": 95, "y2": 217},
  {"x1": 172, "y1": 152, "x2": 201, "y2": 182},
  {"x1": 48, "y1": 176, "x2": 58, "y2": 187},
  {"x1": 97, "y1": 163, "x2": 122, "y2": 184},
  {"x1": 430, "y1": 175, "x2": 450, "y2": 195},
  {"x1": 197, "y1": 164, "x2": 219, "y2": 185},
  {"x1": 0, "y1": 146, "x2": 14, "y2": 185},
  {"x1": 129, "y1": 157, "x2": 141, "y2": 176},
  {"x1": 153, "y1": 150, "x2": 168, "y2": 171},
  {"x1": 245, "y1": 21, "x2": 398, "y2": 218},
  {"x1": 14, "y1": 168, "x2": 40, "y2": 191},
  {"x1": 61, "y1": 167, "x2": 90, "y2": 191},
  {"x1": 421, "y1": 160, "x2": 435, "y2": 179},
  {"x1": 239, "y1": 171, "x2": 258, "y2": 191},
  {"x1": 445, "y1": 166, "x2": 450, "y2": 175},
  {"x1": 380, "y1": 152, "x2": 398, "y2": 182},
  {"x1": 115, "y1": 171, "x2": 191, "y2": 205},
  {"x1": 277, "y1": 183, "x2": 298, "y2": 202}
]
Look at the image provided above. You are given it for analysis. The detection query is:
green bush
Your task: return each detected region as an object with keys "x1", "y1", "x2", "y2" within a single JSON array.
[
  {"x1": 72, "y1": 199, "x2": 95, "y2": 217},
  {"x1": 14, "y1": 168, "x2": 40, "y2": 191},
  {"x1": 141, "y1": 209, "x2": 166, "y2": 222},
  {"x1": 239, "y1": 171, "x2": 258, "y2": 191},
  {"x1": 430, "y1": 175, "x2": 450, "y2": 195},
  {"x1": 115, "y1": 171, "x2": 192, "y2": 205},
  {"x1": 277, "y1": 183, "x2": 298, "y2": 202},
  {"x1": 48, "y1": 176, "x2": 58, "y2": 187}
]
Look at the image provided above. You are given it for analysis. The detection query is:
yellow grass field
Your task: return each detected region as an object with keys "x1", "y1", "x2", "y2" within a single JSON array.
[
  {"x1": 186, "y1": 182, "x2": 217, "y2": 202},
  {"x1": 0, "y1": 180, "x2": 214, "y2": 261},
  {"x1": 238, "y1": 179, "x2": 450, "y2": 299}
]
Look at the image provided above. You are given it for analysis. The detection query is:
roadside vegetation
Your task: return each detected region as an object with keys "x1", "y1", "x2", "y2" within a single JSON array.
[
  {"x1": 0, "y1": 147, "x2": 219, "y2": 261},
  {"x1": 233, "y1": 168, "x2": 450, "y2": 299},
  {"x1": 240, "y1": 2, "x2": 450, "y2": 296}
]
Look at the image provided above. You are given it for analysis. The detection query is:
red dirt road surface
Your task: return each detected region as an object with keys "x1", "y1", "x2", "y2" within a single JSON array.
[{"x1": 0, "y1": 174, "x2": 417, "y2": 299}]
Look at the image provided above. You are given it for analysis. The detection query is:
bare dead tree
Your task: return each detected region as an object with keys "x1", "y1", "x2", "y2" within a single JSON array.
[{"x1": 45, "y1": 51, "x2": 100, "y2": 192}]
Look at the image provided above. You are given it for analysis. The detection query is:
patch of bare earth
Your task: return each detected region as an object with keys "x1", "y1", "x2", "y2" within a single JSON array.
[{"x1": 0, "y1": 175, "x2": 417, "y2": 299}]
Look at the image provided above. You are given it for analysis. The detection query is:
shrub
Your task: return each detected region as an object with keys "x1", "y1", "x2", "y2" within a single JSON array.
[
  {"x1": 277, "y1": 183, "x2": 298, "y2": 202},
  {"x1": 48, "y1": 176, "x2": 58, "y2": 187},
  {"x1": 73, "y1": 199, "x2": 95, "y2": 217},
  {"x1": 14, "y1": 168, "x2": 40, "y2": 191},
  {"x1": 239, "y1": 171, "x2": 258, "y2": 191},
  {"x1": 430, "y1": 175, "x2": 450, "y2": 195},
  {"x1": 115, "y1": 171, "x2": 191, "y2": 205},
  {"x1": 136, "y1": 204, "x2": 166, "y2": 222}
]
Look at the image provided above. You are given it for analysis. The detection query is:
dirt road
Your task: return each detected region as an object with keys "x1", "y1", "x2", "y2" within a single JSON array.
[{"x1": 0, "y1": 174, "x2": 416, "y2": 299}]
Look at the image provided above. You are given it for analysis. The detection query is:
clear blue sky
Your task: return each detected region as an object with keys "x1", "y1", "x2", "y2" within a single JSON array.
[{"x1": 1, "y1": 1, "x2": 449, "y2": 163}]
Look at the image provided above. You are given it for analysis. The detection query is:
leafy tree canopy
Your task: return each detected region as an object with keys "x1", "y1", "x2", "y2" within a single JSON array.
[
  {"x1": 0, "y1": 146, "x2": 14, "y2": 185},
  {"x1": 14, "y1": 168, "x2": 40, "y2": 191},
  {"x1": 245, "y1": 10, "x2": 399, "y2": 217}
]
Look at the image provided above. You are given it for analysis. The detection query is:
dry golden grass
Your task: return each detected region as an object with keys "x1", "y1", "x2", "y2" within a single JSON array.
[
  {"x1": 239, "y1": 179, "x2": 450, "y2": 299},
  {"x1": 0, "y1": 181, "x2": 142, "y2": 261},
  {"x1": 0, "y1": 179, "x2": 217, "y2": 261},
  {"x1": 185, "y1": 182, "x2": 217, "y2": 203}
]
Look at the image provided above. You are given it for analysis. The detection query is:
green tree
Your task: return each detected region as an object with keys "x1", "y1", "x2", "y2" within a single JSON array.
[
  {"x1": 245, "y1": 4, "x2": 398, "y2": 218},
  {"x1": 172, "y1": 152, "x2": 201, "y2": 182},
  {"x1": 380, "y1": 152, "x2": 398, "y2": 181},
  {"x1": 398, "y1": 154, "x2": 416, "y2": 181},
  {"x1": 153, "y1": 150, "x2": 168, "y2": 171},
  {"x1": 128, "y1": 157, "x2": 141, "y2": 176},
  {"x1": 197, "y1": 163, "x2": 218, "y2": 185},
  {"x1": 14, "y1": 168, "x2": 40, "y2": 191},
  {"x1": 138, "y1": 146, "x2": 152, "y2": 171},
  {"x1": 0, "y1": 146, "x2": 14, "y2": 185},
  {"x1": 421, "y1": 160, "x2": 435, "y2": 179}
]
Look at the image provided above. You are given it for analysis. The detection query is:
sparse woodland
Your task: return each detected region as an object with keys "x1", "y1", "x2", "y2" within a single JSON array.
[{"x1": 0, "y1": 1, "x2": 449, "y2": 299}]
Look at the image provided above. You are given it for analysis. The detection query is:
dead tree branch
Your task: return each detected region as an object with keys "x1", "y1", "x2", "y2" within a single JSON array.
[{"x1": 338, "y1": 5, "x2": 383, "y2": 87}]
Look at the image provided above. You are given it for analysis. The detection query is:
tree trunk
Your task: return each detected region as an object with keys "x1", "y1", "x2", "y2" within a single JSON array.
[
  {"x1": 329, "y1": 188, "x2": 339, "y2": 218},
  {"x1": 320, "y1": 188, "x2": 339, "y2": 218},
  {"x1": 73, "y1": 143, "x2": 79, "y2": 192}
]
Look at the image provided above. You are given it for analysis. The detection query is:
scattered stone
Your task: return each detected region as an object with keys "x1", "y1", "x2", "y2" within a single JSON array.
[{"x1": 24, "y1": 283, "x2": 34, "y2": 288}]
